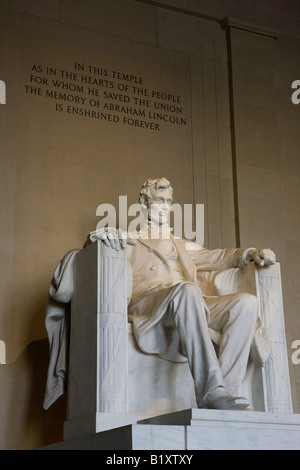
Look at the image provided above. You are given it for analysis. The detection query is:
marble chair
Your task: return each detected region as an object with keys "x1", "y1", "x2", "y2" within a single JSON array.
[{"x1": 63, "y1": 240, "x2": 293, "y2": 438}]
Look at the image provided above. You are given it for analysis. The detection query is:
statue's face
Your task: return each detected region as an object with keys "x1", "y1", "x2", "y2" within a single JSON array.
[{"x1": 147, "y1": 187, "x2": 173, "y2": 225}]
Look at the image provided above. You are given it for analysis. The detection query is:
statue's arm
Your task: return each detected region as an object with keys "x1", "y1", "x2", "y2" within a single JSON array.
[{"x1": 187, "y1": 242, "x2": 275, "y2": 271}]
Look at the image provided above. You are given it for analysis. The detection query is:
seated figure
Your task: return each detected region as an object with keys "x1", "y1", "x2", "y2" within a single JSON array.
[{"x1": 81, "y1": 177, "x2": 275, "y2": 411}]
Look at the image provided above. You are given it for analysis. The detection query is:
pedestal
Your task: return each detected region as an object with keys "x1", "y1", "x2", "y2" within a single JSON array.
[{"x1": 40, "y1": 408, "x2": 300, "y2": 450}]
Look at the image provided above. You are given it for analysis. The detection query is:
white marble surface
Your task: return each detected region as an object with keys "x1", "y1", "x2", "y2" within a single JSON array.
[
  {"x1": 127, "y1": 323, "x2": 197, "y2": 417},
  {"x1": 136, "y1": 408, "x2": 300, "y2": 450},
  {"x1": 64, "y1": 412, "x2": 138, "y2": 439},
  {"x1": 43, "y1": 408, "x2": 300, "y2": 450},
  {"x1": 142, "y1": 407, "x2": 300, "y2": 426},
  {"x1": 186, "y1": 424, "x2": 300, "y2": 450},
  {"x1": 132, "y1": 424, "x2": 186, "y2": 450},
  {"x1": 187, "y1": 408, "x2": 300, "y2": 450}
]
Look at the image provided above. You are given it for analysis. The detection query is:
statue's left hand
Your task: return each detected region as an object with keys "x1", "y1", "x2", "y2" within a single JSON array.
[{"x1": 248, "y1": 248, "x2": 276, "y2": 267}]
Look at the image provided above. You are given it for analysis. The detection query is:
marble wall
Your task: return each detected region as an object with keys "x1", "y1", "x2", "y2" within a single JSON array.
[{"x1": 0, "y1": 0, "x2": 299, "y2": 449}]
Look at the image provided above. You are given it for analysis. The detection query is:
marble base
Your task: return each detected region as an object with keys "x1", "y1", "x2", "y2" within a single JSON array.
[
  {"x1": 40, "y1": 408, "x2": 300, "y2": 450},
  {"x1": 64, "y1": 412, "x2": 138, "y2": 439},
  {"x1": 139, "y1": 408, "x2": 300, "y2": 450}
]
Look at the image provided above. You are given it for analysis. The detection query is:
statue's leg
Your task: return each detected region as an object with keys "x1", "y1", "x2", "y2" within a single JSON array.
[
  {"x1": 167, "y1": 282, "x2": 226, "y2": 404},
  {"x1": 206, "y1": 293, "x2": 258, "y2": 397}
]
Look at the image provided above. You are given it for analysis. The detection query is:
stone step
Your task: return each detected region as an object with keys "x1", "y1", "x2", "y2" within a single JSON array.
[
  {"x1": 39, "y1": 408, "x2": 300, "y2": 450},
  {"x1": 138, "y1": 407, "x2": 300, "y2": 427}
]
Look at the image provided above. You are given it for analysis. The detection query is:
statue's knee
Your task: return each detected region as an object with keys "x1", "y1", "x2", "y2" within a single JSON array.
[
  {"x1": 180, "y1": 282, "x2": 202, "y2": 298},
  {"x1": 176, "y1": 283, "x2": 207, "y2": 323},
  {"x1": 237, "y1": 293, "x2": 258, "y2": 321}
]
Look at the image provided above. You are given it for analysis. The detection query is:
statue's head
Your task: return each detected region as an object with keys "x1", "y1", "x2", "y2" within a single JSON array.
[{"x1": 139, "y1": 177, "x2": 173, "y2": 226}]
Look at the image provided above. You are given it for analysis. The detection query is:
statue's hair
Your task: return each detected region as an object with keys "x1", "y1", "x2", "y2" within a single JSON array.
[{"x1": 139, "y1": 177, "x2": 173, "y2": 205}]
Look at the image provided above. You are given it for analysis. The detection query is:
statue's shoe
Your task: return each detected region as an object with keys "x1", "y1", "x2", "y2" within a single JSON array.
[{"x1": 198, "y1": 389, "x2": 250, "y2": 410}]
